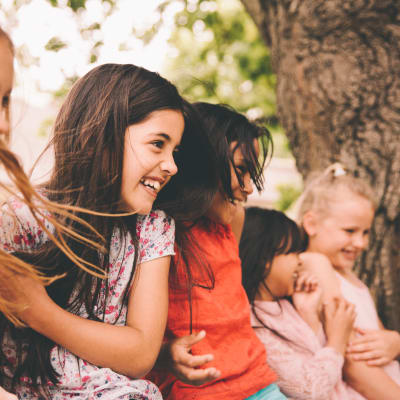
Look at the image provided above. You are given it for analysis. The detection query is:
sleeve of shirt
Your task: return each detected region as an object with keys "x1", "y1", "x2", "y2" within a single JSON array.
[
  {"x1": 137, "y1": 210, "x2": 175, "y2": 264},
  {"x1": 0, "y1": 197, "x2": 50, "y2": 253},
  {"x1": 255, "y1": 328, "x2": 344, "y2": 400}
]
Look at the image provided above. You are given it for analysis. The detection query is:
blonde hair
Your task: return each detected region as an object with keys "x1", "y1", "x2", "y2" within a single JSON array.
[{"x1": 297, "y1": 163, "x2": 376, "y2": 223}]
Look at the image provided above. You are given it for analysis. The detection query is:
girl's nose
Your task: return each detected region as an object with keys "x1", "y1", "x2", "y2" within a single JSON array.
[
  {"x1": 242, "y1": 173, "x2": 254, "y2": 195},
  {"x1": 161, "y1": 153, "x2": 178, "y2": 176}
]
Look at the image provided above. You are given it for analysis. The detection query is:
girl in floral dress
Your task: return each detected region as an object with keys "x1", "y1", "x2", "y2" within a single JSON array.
[
  {"x1": 0, "y1": 64, "x2": 216, "y2": 399},
  {"x1": 0, "y1": 27, "x2": 119, "y2": 400}
]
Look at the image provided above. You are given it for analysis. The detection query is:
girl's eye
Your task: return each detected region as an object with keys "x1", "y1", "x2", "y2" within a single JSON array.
[
  {"x1": 236, "y1": 165, "x2": 247, "y2": 176},
  {"x1": 363, "y1": 229, "x2": 370, "y2": 236},
  {"x1": 2, "y1": 95, "x2": 10, "y2": 108},
  {"x1": 151, "y1": 140, "x2": 164, "y2": 149},
  {"x1": 345, "y1": 228, "x2": 355, "y2": 234}
]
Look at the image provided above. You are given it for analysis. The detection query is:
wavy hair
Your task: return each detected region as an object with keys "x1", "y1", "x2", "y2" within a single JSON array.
[{"x1": 0, "y1": 63, "x2": 218, "y2": 394}]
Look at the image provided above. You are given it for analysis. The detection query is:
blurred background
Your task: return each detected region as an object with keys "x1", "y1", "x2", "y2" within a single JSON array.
[{"x1": 0, "y1": 0, "x2": 302, "y2": 211}]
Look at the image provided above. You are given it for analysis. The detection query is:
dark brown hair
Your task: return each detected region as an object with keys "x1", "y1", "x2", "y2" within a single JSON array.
[{"x1": 0, "y1": 64, "x2": 218, "y2": 394}]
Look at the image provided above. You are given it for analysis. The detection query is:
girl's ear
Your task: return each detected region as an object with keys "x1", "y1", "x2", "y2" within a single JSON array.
[{"x1": 302, "y1": 211, "x2": 318, "y2": 236}]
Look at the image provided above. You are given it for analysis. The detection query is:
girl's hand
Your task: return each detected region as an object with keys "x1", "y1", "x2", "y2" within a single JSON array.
[
  {"x1": 347, "y1": 328, "x2": 400, "y2": 366},
  {"x1": 0, "y1": 387, "x2": 17, "y2": 399},
  {"x1": 165, "y1": 331, "x2": 221, "y2": 386},
  {"x1": 292, "y1": 270, "x2": 322, "y2": 333},
  {"x1": 293, "y1": 271, "x2": 321, "y2": 314},
  {"x1": 323, "y1": 297, "x2": 356, "y2": 355}
]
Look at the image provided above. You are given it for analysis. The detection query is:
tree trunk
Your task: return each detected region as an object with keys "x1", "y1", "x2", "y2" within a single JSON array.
[{"x1": 241, "y1": 0, "x2": 400, "y2": 330}]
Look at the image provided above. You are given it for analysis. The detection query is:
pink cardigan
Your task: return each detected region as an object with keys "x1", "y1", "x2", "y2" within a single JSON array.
[{"x1": 251, "y1": 299, "x2": 365, "y2": 400}]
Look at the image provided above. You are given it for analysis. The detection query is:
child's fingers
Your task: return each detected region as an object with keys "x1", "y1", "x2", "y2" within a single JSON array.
[
  {"x1": 178, "y1": 352, "x2": 214, "y2": 368},
  {"x1": 366, "y1": 357, "x2": 390, "y2": 367},
  {"x1": 180, "y1": 330, "x2": 207, "y2": 348},
  {"x1": 177, "y1": 365, "x2": 221, "y2": 386}
]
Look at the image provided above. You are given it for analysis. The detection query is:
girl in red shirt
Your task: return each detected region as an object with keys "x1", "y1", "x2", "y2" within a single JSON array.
[{"x1": 149, "y1": 103, "x2": 284, "y2": 400}]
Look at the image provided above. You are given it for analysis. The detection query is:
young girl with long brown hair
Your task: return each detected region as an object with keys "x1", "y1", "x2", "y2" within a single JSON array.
[
  {"x1": 0, "y1": 61, "x2": 217, "y2": 398},
  {"x1": 0, "y1": 26, "x2": 113, "y2": 400}
]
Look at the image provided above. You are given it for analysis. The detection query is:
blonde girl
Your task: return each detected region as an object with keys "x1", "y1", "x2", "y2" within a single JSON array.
[{"x1": 298, "y1": 163, "x2": 400, "y2": 399}]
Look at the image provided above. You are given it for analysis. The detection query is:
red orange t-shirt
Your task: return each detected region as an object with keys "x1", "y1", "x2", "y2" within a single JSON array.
[{"x1": 149, "y1": 220, "x2": 276, "y2": 399}]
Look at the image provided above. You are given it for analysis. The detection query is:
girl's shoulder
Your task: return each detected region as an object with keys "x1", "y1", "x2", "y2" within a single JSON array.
[
  {"x1": 0, "y1": 196, "x2": 51, "y2": 252},
  {"x1": 136, "y1": 210, "x2": 175, "y2": 263},
  {"x1": 136, "y1": 209, "x2": 175, "y2": 236}
]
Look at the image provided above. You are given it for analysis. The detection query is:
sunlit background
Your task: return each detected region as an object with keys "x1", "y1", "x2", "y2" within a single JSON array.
[{"x1": 0, "y1": 0, "x2": 301, "y2": 209}]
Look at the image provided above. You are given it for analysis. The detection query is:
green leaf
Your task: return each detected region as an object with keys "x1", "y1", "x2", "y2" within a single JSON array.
[{"x1": 45, "y1": 37, "x2": 67, "y2": 52}]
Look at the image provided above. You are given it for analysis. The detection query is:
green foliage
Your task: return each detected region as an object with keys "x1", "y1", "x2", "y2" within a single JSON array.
[
  {"x1": 37, "y1": 117, "x2": 54, "y2": 138},
  {"x1": 52, "y1": 76, "x2": 79, "y2": 99},
  {"x1": 274, "y1": 183, "x2": 302, "y2": 212},
  {"x1": 164, "y1": 0, "x2": 277, "y2": 121},
  {"x1": 45, "y1": 37, "x2": 68, "y2": 52}
]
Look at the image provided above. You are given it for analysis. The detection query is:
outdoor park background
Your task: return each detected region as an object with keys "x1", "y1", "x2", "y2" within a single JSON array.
[{"x1": 0, "y1": 0, "x2": 399, "y2": 330}]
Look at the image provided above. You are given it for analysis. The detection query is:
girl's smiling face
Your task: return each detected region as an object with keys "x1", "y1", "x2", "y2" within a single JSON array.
[
  {"x1": 207, "y1": 139, "x2": 259, "y2": 225},
  {"x1": 121, "y1": 109, "x2": 184, "y2": 214},
  {"x1": 305, "y1": 193, "x2": 374, "y2": 273},
  {"x1": 0, "y1": 37, "x2": 13, "y2": 139}
]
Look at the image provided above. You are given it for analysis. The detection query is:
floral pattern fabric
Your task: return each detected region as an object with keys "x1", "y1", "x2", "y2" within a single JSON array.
[{"x1": 0, "y1": 198, "x2": 175, "y2": 399}]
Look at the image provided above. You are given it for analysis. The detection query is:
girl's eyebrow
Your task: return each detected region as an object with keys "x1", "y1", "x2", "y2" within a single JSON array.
[{"x1": 152, "y1": 133, "x2": 171, "y2": 141}]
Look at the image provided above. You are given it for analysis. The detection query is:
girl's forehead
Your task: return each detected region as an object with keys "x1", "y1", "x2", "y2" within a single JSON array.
[
  {"x1": 323, "y1": 194, "x2": 374, "y2": 224},
  {"x1": 230, "y1": 138, "x2": 259, "y2": 160}
]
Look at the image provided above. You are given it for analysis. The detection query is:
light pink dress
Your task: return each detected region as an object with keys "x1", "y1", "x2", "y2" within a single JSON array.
[
  {"x1": 251, "y1": 299, "x2": 366, "y2": 400},
  {"x1": 336, "y1": 272, "x2": 400, "y2": 385}
]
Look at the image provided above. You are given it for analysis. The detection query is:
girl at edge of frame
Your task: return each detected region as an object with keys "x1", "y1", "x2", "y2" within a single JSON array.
[
  {"x1": 148, "y1": 102, "x2": 286, "y2": 400},
  {"x1": 0, "y1": 27, "x2": 115, "y2": 400},
  {"x1": 0, "y1": 63, "x2": 218, "y2": 399},
  {"x1": 239, "y1": 206, "x2": 371, "y2": 400},
  {"x1": 295, "y1": 163, "x2": 400, "y2": 399}
]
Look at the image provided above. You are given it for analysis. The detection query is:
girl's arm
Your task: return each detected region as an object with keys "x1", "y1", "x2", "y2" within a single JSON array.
[
  {"x1": 19, "y1": 255, "x2": 170, "y2": 379},
  {"x1": 344, "y1": 356, "x2": 400, "y2": 400},
  {"x1": 0, "y1": 387, "x2": 17, "y2": 400},
  {"x1": 347, "y1": 325, "x2": 400, "y2": 366},
  {"x1": 298, "y1": 252, "x2": 342, "y2": 302},
  {"x1": 255, "y1": 325, "x2": 345, "y2": 400}
]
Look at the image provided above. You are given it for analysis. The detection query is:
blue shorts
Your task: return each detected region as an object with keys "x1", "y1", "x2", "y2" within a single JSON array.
[{"x1": 245, "y1": 383, "x2": 287, "y2": 400}]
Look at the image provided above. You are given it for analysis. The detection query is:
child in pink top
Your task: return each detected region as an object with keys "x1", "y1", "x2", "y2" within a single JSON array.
[
  {"x1": 240, "y1": 206, "x2": 364, "y2": 400},
  {"x1": 297, "y1": 163, "x2": 400, "y2": 398}
]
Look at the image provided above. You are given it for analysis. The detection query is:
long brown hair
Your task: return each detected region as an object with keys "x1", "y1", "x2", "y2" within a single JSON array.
[
  {"x1": 0, "y1": 63, "x2": 218, "y2": 392},
  {"x1": 0, "y1": 27, "x2": 107, "y2": 326}
]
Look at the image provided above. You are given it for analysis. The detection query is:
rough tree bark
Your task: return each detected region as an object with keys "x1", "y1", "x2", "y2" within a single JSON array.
[{"x1": 241, "y1": 0, "x2": 400, "y2": 330}]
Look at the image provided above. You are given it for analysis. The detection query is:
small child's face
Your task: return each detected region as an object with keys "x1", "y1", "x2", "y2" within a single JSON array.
[
  {"x1": 307, "y1": 194, "x2": 374, "y2": 272},
  {"x1": 207, "y1": 139, "x2": 258, "y2": 225},
  {"x1": 0, "y1": 38, "x2": 14, "y2": 139},
  {"x1": 265, "y1": 252, "x2": 300, "y2": 298}
]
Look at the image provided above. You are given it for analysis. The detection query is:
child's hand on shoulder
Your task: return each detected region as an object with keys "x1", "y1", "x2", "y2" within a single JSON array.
[
  {"x1": 292, "y1": 270, "x2": 321, "y2": 315},
  {"x1": 323, "y1": 298, "x2": 356, "y2": 355},
  {"x1": 347, "y1": 328, "x2": 400, "y2": 366},
  {"x1": 166, "y1": 330, "x2": 221, "y2": 386}
]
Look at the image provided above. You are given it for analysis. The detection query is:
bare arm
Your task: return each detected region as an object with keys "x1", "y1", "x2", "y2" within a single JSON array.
[
  {"x1": 344, "y1": 356, "x2": 400, "y2": 400},
  {"x1": 0, "y1": 387, "x2": 17, "y2": 400},
  {"x1": 20, "y1": 255, "x2": 170, "y2": 379},
  {"x1": 299, "y1": 252, "x2": 342, "y2": 302}
]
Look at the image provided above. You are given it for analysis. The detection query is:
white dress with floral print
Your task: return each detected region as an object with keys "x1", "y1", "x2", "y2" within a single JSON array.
[{"x1": 0, "y1": 198, "x2": 174, "y2": 399}]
